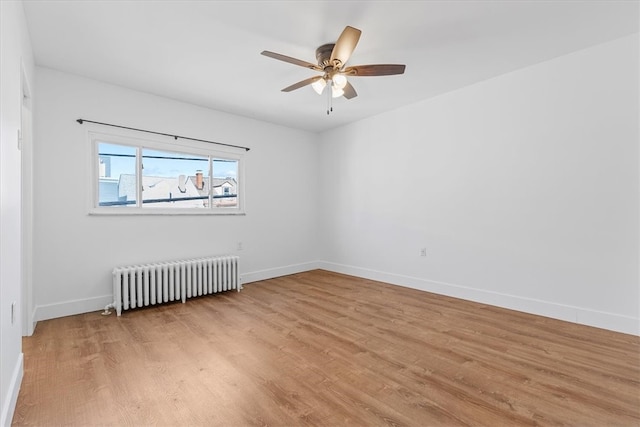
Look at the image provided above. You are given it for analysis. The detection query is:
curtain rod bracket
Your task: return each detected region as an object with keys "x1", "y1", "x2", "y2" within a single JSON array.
[{"x1": 76, "y1": 118, "x2": 250, "y2": 151}]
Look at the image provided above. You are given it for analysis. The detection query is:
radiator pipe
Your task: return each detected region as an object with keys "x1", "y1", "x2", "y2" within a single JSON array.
[{"x1": 102, "y1": 302, "x2": 115, "y2": 316}]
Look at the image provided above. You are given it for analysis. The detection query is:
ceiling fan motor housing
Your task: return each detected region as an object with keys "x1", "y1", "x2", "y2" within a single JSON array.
[{"x1": 315, "y1": 43, "x2": 336, "y2": 68}]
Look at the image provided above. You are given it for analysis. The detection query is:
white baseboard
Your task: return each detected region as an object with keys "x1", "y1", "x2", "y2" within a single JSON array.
[
  {"x1": 25, "y1": 308, "x2": 37, "y2": 337},
  {"x1": 1, "y1": 353, "x2": 23, "y2": 427},
  {"x1": 34, "y1": 294, "x2": 113, "y2": 322},
  {"x1": 30, "y1": 309, "x2": 37, "y2": 336},
  {"x1": 31, "y1": 261, "x2": 636, "y2": 336},
  {"x1": 318, "y1": 261, "x2": 639, "y2": 336},
  {"x1": 32, "y1": 262, "x2": 322, "y2": 321},
  {"x1": 241, "y1": 261, "x2": 320, "y2": 285}
]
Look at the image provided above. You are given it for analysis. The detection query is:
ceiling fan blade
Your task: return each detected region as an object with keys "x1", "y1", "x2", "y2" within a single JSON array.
[
  {"x1": 261, "y1": 51, "x2": 322, "y2": 71},
  {"x1": 342, "y1": 81, "x2": 357, "y2": 99},
  {"x1": 282, "y1": 76, "x2": 324, "y2": 92},
  {"x1": 330, "y1": 26, "x2": 361, "y2": 67},
  {"x1": 343, "y1": 64, "x2": 406, "y2": 76}
]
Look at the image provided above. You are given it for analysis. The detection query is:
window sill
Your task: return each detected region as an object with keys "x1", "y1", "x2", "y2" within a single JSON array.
[{"x1": 88, "y1": 209, "x2": 246, "y2": 216}]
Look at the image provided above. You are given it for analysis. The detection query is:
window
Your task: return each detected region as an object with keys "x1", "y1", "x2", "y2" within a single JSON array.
[{"x1": 92, "y1": 132, "x2": 244, "y2": 214}]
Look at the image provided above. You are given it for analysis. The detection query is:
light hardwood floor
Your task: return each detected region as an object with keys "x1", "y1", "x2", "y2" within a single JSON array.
[{"x1": 13, "y1": 270, "x2": 640, "y2": 426}]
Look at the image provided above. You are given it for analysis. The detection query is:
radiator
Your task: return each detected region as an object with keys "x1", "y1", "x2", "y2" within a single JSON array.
[{"x1": 112, "y1": 255, "x2": 240, "y2": 316}]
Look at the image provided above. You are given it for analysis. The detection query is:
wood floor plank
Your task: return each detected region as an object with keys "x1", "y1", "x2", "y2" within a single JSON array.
[{"x1": 13, "y1": 270, "x2": 640, "y2": 426}]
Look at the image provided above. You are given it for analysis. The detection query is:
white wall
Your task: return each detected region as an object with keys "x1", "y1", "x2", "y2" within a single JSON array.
[
  {"x1": 0, "y1": 1, "x2": 34, "y2": 425},
  {"x1": 32, "y1": 68, "x2": 320, "y2": 321},
  {"x1": 28, "y1": 27, "x2": 640, "y2": 338},
  {"x1": 319, "y1": 34, "x2": 639, "y2": 335}
]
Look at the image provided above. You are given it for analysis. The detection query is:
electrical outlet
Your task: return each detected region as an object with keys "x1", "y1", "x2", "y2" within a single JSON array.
[
  {"x1": 237, "y1": 242, "x2": 243, "y2": 251},
  {"x1": 420, "y1": 248, "x2": 427, "y2": 257}
]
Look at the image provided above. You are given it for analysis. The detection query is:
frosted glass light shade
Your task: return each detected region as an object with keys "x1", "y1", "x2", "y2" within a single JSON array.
[
  {"x1": 331, "y1": 85, "x2": 344, "y2": 98},
  {"x1": 333, "y1": 74, "x2": 347, "y2": 89},
  {"x1": 311, "y1": 78, "x2": 326, "y2": 94}
]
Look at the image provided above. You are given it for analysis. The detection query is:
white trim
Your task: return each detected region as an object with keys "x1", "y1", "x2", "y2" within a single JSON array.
[
  {"x1": 1, "y1": 353, "x2": 23, "y2": 427},
  {"x1": 241, "y1": 261, "x2": 321, "y2": 285},
  {"x1": 31, "y1": 260, "x2": 636, "y2": 336},
  {"x1": 34, "y1": 294, "x2": 114, "y2": 321},
  {"x1": 20, "y1": 60, "x2": 34, "y2": 336},
  {"x1": 318, "y1": 261, "x2": 640, "y2": 336},
  {"x1": 30, "y1": 309, "x2": 37, "y2": 337},
  {"x1": 88, "y1": 210, "x2": 247, "y2": 217}
]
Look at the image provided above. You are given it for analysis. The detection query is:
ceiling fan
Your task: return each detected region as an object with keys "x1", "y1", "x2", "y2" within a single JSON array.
[{"x1": 261, "y1": 26, "x2": 406, "y2": 114}]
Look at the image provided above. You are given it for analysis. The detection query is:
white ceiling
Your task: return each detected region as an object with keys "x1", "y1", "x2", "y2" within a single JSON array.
[{"x1": 22, "y1": 1, "x2": 639, "y2": 133}]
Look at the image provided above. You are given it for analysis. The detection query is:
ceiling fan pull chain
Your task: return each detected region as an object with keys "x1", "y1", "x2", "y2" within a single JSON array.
[{"x1": 327, "y1": 82, "x2": 332, "y2": 115}]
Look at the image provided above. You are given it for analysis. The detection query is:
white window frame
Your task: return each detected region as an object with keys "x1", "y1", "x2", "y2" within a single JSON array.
[{"x1": 88, "y1": 129, "x2": 246, "y2": 215}]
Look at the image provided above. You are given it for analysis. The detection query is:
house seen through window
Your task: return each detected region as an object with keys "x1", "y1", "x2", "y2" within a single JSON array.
[{"x1": 95, "y1": 138, "x2": 243, "y2": 214}]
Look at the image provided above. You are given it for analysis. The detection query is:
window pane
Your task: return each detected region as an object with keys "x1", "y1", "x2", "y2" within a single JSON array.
[
  {"x1": 141, "y1": 149, "x2": 209, "y2": 208},
  {"x1": 98, "y1": 142, "x2": 137, "y2": 207},
  {"x1": 212, "y1": 158, "x2": 238, "y2": 208},
  {"x1": 93, "y1": 134, "x2": 244, "y2": 214}
]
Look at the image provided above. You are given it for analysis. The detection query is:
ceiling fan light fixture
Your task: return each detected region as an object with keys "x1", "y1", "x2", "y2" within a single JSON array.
[
  {"x1": 332, "y1": 74, "x2": 347, "y2": 89},
  {"x1": 311, "y1": 78, "x2": 326, "y2": 95},
  {"x1": 331, "y1": 84, "x2": 344, "y2": 98}
]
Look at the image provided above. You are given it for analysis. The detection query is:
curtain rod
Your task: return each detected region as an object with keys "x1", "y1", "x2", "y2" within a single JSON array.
[{"x1": 76, "y1": 119, "x2": 250, "y2": 152}]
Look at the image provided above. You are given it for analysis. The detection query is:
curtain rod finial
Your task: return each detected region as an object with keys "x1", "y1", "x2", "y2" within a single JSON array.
[{"x1": 76, "y1": 119, "x2": 84, "y2": 124}]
